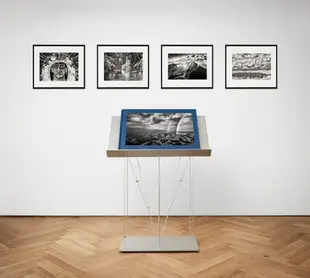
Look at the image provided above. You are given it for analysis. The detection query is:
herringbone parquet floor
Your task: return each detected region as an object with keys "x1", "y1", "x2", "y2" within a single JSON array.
[{"x1": 0, "y1": 216, "x2": 310, "y2": 277}]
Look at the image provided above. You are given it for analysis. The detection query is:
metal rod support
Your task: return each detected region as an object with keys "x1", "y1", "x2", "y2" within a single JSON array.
[
  {"x1": 158, "y1": 157, "x2": 161, "y2": 249},
  {"x1": 126, "y1": 158, "x2": 129, "y2": 236},
  {"x1": 189, "y1": 157, "x2": 192, "y2": 233}
]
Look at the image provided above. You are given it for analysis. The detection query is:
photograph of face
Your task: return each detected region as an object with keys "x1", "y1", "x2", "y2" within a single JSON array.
[
  {"x1": 232, "y1": 53, "x2": 271, "y2": 80},
  {"x1": 39, "y1": 52, "x2": 79, "y2": 81},
  {"x1": 125, "y1": 113, "x2": 195, "y2": 146},
  {"x1": 104, "y1": 52, "x2": 143, "y2": 81},
  {"x1": 168, "y1": 53, "x2": 207, "y2": 80}
]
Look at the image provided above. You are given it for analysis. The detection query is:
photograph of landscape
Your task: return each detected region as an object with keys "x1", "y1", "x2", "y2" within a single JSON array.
[
  {"x1": 125, "y1": 113, "x2": 195, "y2": 146},
  {"x1": 168, "y1": 53, "x2": 207, "y2": 80},
  {"x1": 232, "y1": 53, "x2": 271, "y2": 80},
  {"x1": 104, "y1": 52, "x2": 143, "y2": 81}
]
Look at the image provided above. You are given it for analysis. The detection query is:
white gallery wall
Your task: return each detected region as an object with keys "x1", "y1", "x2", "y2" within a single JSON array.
[{"x1": 1, "y1": 0, "x2": 310, "y2": 215}]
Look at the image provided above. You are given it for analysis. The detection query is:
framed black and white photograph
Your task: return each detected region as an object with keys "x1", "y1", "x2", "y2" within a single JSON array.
[
  {"x1": 119, "y1": 109, "x2": 200, "y2": 150},
  {"x1": 225, "y1": 44, "x2": 278, "y2": 89},
  {"x1": 97, "y1": 45, "x2": 149, "y2": 89},
  {"x1": 33, "y1": 45, "x2": 85, "y2": 89},
  {"x1": 161, "y1": 45, "x2": 213, "y2": 89}
]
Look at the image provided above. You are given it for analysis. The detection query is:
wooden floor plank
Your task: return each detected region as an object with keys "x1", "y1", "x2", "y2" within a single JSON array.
[{"x1": 0, "y1": 216, "x2": 309, "y2": 277}]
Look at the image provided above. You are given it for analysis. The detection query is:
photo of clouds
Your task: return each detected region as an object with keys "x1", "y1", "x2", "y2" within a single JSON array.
[{"x1": 125, "y1": 113, "x2": 195, "y2": 146}]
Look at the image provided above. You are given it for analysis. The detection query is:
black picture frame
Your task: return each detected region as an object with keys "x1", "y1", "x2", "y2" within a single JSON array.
[
  {"x1": 97, "y1": 44, "x2": 150, "y2": 89},
  {"x1": 225, "y1": 44, "x2": 278, "y2": 89},
  {"x1": 161, "y1": 44, "x2": 214, "y2": 89},
  {"x1": 33, "y1": 44, "x2": 85, "y2": 89}
]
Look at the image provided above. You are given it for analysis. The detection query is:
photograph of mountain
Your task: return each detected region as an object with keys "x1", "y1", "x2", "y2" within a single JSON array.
[
  {"x1": 168, "y1": 53, "x2": 207, "y2": 80},
  {"x1": 225, "y1": 45, "x2": 278, "y2": 89},
  {"x1": 161, "y1": 45, "x2": 213, "y2": 89},
  {"x1": 232, "y1": 53, "x2": 271, "y2": 80}
]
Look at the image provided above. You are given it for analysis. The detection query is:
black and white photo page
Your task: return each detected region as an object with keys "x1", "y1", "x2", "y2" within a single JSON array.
[{"x1": 125, "y1": 113, "x2": 195, "y2": 146}]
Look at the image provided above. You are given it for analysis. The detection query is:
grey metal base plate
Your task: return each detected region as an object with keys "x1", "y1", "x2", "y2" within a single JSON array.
[{"x1": 119, "y1": 236, "x2": 199, "y2": 253}]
